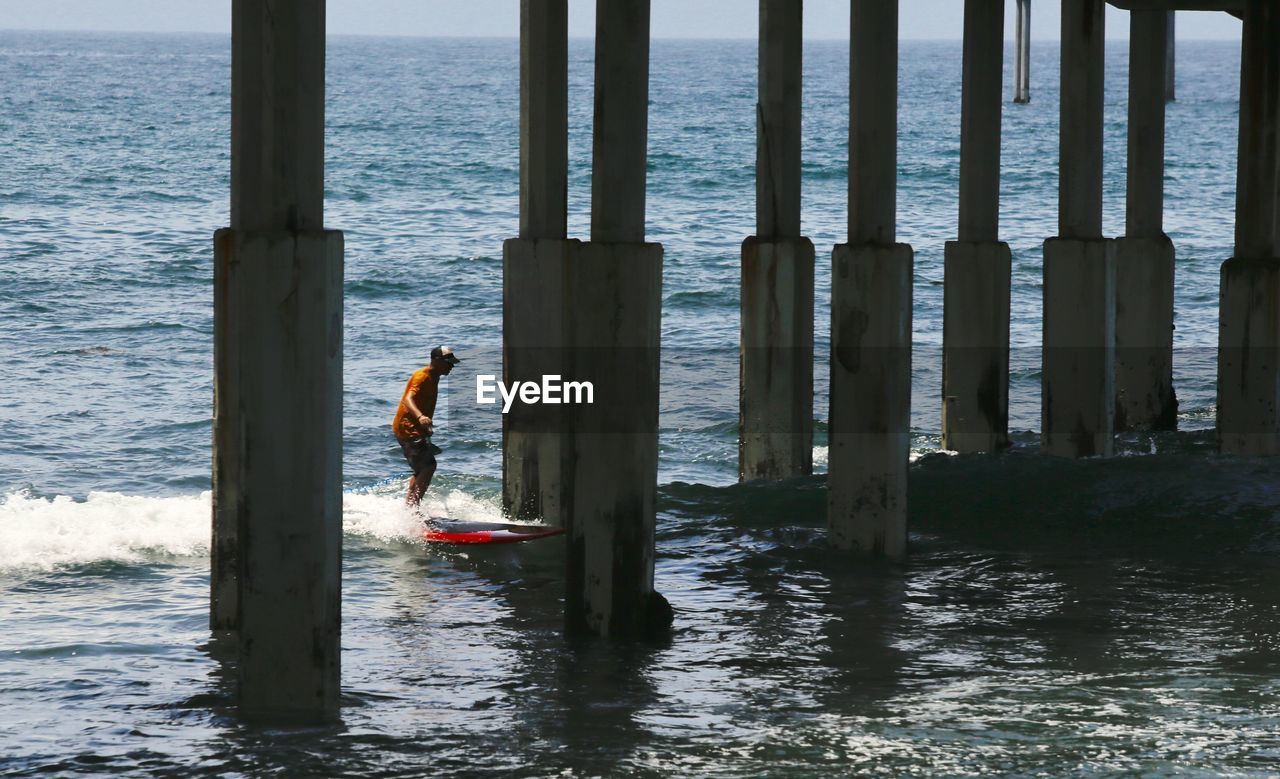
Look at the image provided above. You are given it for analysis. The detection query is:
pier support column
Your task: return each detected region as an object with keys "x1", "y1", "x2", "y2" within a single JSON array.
[
  {"x1": 212, "y1": 0, "x2": 343, "y2": 724},
  {"x1": 829, "y1": 0, "x2": 912, "y2": 559},
  {"x1": 566, "y1": 0, "x2": 669, "y2": 638},
  {"x1": 503, "y1": 238, "x2": 574, "y2": 522},
  {"x1": 1014, "y1": 0, "x2": 1031, "y2": 104},
  {"x1": 214, "y1": 230, "x2": 343, "y2": 722},
  {"x1": 943, "y1": 0, "x2": 1010, "y2": 453},
  {"x1": 830, "y1": 243, "x2": 912, "y2": 558},
  {"x1": 1165, "y1": 11, "x2": 1176, "y2": 103},
  {"x1": 742, "y1": 237, "x2": 814, "y2": 480},
  {"x1": 1218, "y1": 1, "x2": 1280, "y2": 454},
  {"x1": 741, "y1": 0, "x2": 813, "y2": 481},
  {"x1": 1115, "y1": 237, "x2": 1175, "y2": 429},
  {"x1": 1043, "y1": 0, "x2": 1113, "y2": 458},
  {"x1": 1116, "y1": 9, "x2": 1176, "y2": 431},
  {"x1": 1043, "y1": 238, "x2": 1115, "y2": 457},
  {"x1": 566, "y1": 243, "x2": 664, "y2": 638},
  {"x1": 944, "y1": 241, "x2": 1011, "y2": 452},
  {"x1": 504, "y1": 0, "x2": 569, "y2": 521}
]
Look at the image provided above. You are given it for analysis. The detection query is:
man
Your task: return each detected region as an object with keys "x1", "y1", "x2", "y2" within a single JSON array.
[{"x1": 393, "y1": 345, "x2": 461, "y2": 507}]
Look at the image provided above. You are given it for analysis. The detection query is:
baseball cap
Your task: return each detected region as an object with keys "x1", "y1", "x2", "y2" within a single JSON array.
[{"x1": 431, "y1": 345, "x2": 462, "y2": 365}]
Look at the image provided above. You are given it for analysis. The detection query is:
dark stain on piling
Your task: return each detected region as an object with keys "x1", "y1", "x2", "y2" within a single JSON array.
[
  {"x1": 976, "y1": 361, "x2": 1005, "y2": 439},
  {"x1": 836, "y1": 309, "x2": 869, "y2": 374},
  {"x1": 1071, "y1": 414, "x2": 1098, "y2": 457}
]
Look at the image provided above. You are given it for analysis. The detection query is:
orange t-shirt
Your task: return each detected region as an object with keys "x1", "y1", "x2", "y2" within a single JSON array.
[{"x1": 392, "y1": 365, "x2": 440, "y2": 440}]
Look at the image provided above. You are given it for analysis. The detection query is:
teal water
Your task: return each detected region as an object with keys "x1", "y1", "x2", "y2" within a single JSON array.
[{"x1": 2, "y1": 31, "x2": 1278, "y2": 775}]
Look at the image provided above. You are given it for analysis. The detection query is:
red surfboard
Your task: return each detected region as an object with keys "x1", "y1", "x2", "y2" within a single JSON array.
[{"x1": 421, "y1": 519, "x2": 565, "y2": 545}]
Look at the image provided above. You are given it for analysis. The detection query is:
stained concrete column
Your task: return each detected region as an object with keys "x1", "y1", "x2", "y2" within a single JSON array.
[
  {"x1": 566, "y1": 0, "x2": 670, "y2": 638},
  {"x1": 1218, "y1": 0, "x2": 1280, "y2": 454},
  {"x1": 504, "y1": 0, "x2": 570, "y2": 524},
  {"x1": 591, "y1": 0, "x2": 649, "y2": 244},
  {"x1": 943, "y1": 0, "x2": 1011, "y2": 453},
  {"x1": 1165, "y1": 11, "x2": 1176, "y2": 103},
  {"x1": 212, "y1": 0, "x2": 343, "y2": 724},
  {"x1": 519, "y1": 0, "x2": 568, "y2": 241},
  {"x1": 829, "y1": 0, "x2": 913, "y2": 558},
  {"x1": 741, "y1": 0, "x2": 814, "y2": 481},
  {"x1": 1116, "y1": 9, "x2": 1176, "y2": 432},
  {"x1": 1014, "y1": 0, "x2": 1031, "y2": 104},
  {"x1": 1042, "y1": 0, "x2": 1115, "y2": 458}
]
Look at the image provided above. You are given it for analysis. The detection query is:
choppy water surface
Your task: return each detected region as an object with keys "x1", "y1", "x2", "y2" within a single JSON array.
[{"x1": 2, "y1": 31, "x2": 1278, "y2": 775}]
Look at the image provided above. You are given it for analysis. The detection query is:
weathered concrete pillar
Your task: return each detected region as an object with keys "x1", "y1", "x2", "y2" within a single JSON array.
[
  {"x1": 1124, "y1": 11, "x2": 1167, "y2": 245},
  {"x1": 504, "y1": 0, "x2": 569, "y2": 522},
  {"x1": 518, "y1": 0, "x2": 568, "y2": 241},
  {"x1": 1042, "y1": 0, "x2": 1114, "y2": 458},
  {"x1": 756, "y1": 0, "x2": 802, "y2": 242},
  {"x1": 741, "y1": 0, "x2": 813, "y2": 481},
  {"x1": 1115, "y1": 235, "x2": 1175, "y2": 430},
  {"x1": 742, "y1": 238, "x2": 814, "y2": 480},
  {"x1": 566, "y1": 243, "x2": 664, "y2": 638},
  {"x1": 1116, "y1": 9, "x2": 1176, "y2": 432},
  {"x1": 1043, "y1": 238, "x2": 1115, "y2": 457},
  {"x1": 829, "y1": 0, "x2": 913, "y2": 559},
  {"x1": 1014, "y1": 0, "x2": 1031, "y2": 104},
  {"x1": 503, "y1": 238, "x2": 574, "y2": 522},
  {"x1": 1058, "y1": 0, "x2": 1104, "y2": 242},
  {"x1": 566, "y1": 0, "x2": 669, "y2": 638},
  {"x1": 212, "y1": 0, "x2": 343, "y2": 724},
  {"x1": 1218, "y1": 1, "x2": 1280, "y2": 454},
  {"x1": 590, "y1": 0, "x2": 649, "y2": 244},
  {"x1": 1165, "y1": 11, "x2": 1176, "y2": 103},
  {"x1": 943, "y1": 0, "x2": 1010, "y2": 453},
  {"x1": 944, "y1": 242, "x2": 1011, "y2": 452}
]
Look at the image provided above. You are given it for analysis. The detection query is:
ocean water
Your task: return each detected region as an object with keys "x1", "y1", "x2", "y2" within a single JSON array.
[{"x1": 2, "y1": 30, "x2": 1279, "y2": 775}]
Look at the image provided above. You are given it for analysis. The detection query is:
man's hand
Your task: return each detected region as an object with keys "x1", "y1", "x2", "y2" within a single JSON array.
[{"x1": 417, "y1": 415, "x2": 433, "y2": 436}]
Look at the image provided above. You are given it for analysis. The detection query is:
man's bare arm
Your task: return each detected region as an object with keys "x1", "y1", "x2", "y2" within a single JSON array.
[{"x1": 402, "y1": 392, "x2": 432, "y2": 436}]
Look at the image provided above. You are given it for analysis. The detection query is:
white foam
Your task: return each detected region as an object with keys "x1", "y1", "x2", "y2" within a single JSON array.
[
  {"x1": 0, "y1": 490, "x2": 210, "y2": 572},
  {"x1": 0, "y1": 485, "x2": 511, "y2": 573},
  {"x1": 813, "y1": 444, "x2": 955, "y2": 468}
]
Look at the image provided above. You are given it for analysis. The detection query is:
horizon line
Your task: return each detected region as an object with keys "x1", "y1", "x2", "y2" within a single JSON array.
[{"x1": 0, "y1": 27, "x2": 1242, "y2": 44}]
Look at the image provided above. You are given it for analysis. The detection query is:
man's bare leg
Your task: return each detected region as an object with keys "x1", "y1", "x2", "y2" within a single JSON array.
[{"x1": 406, "y1": 463, "x2": 436, "y2": 508}]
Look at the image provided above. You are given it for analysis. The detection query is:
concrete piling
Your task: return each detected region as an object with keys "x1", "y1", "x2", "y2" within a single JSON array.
[
  {"x1": 590, "y1": 0, "x2": 650, "y2": 245},
  {"x1": 1165, "y1": 11, "x2": 1176, "y2": 103},
  {"x1": 1014, "y1": 0, "x2": 1031, "y2": 104},
  {"x1": 741, "y1": 236, "x2": 815, "y2": 481},
  {"x1": 503, "y1": 237, "x2": 574, "y2": 522},
  {"x1": 1218, "y1": 0, "x2": 1280, "y2": 454},
  {"x1": 1115, "y1": 9, "x2": 1176, "y2": 432},
  {"x1": 943, "y1": 0, "x2": 1011, "y2": 454},
  {"x1": 1042, "y1": 0, "x2": 1114, "y2": 459},
  {"x1": 829, "y1": 0, "x2": 913, "y2": 559},
  {"x1": 1043, "y1": 238, "x2": 1115, "y2": 458},
  {"x1": 565, "y1": 243, "x2": 665, "y2": 638},
  {"x1": 504, "y1": 0, "x2": 569, "y2": 522},
  {"x1": 741, "y1": 0, "x2": 813, "y2": 481},
  {"x1": 944, "y1": 242, "x2": 1011, "y2": 452},
  {"x1": 212, "y1": 0, "x2": 343, "y2": 724},
  {"x1": 518, "y1": 0, "x2": 568, "y2": 242},
  {"x1": 562, "y1": 0, "x2": 670, "y2": 638},
  {"x1": 1114, "y1": 235, "x2": 1176, "y2": 430},
  {"x1": 830, "y1": 243, "x2": 913, "y2": 558}
]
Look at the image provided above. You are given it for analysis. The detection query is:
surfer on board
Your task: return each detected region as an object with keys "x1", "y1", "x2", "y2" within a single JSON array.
[{"x1": 392, "y1": 345, "x2": 461, "y2": 507}]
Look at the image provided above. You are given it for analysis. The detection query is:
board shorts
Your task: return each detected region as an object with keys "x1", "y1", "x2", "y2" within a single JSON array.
[{"x1": 399, "y1": 436, "x2": 442, "y2": 473}]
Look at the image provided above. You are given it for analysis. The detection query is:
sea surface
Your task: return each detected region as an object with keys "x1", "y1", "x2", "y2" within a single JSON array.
[{"x1": 2, "y1": 30, "x2": 1278, "y2": 776}]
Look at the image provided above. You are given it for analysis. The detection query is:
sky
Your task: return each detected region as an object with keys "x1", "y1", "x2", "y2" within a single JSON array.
[{"x1": 0, "y1": 1, "x2": 1243, "y2": 40}]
